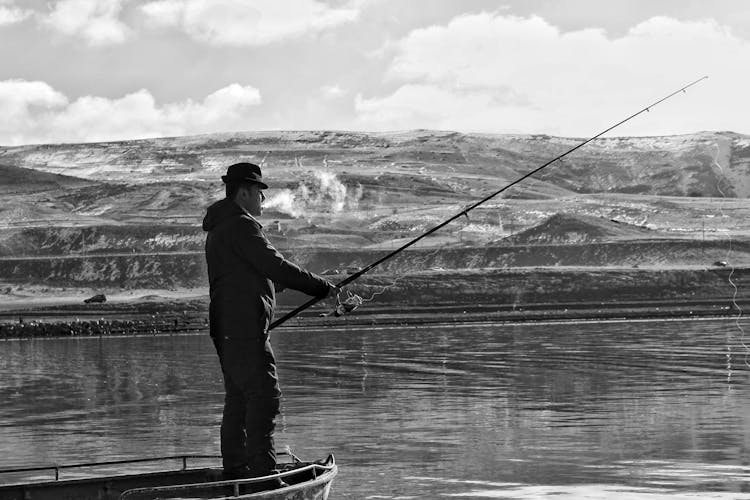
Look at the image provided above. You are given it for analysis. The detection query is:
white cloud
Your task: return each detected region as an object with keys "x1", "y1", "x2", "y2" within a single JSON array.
[
  {"x1": 167, "y1": 83, "x2": 262, "y2": 127},
  {"x1": 355, "y1": 83, "x2": 541, "y2": 132},
  {"x1": 140, "y1": 0, "x2": 181, "y2": 26},
  {"x1": 43, "y1": 0, "x2": 130, "y2": 45},
  {"x1": 0, "y1": 80, "x2": 67, "y2": 144},
  {"x1": 321, "y1": 84, "x2": 346, "y2": 99},
  {"x1": 0, "y1": 1, "x2": 32, "y2": 25},
  {"x1": 357, "y1": 13, "x2": 750, "y2": 136},
  {"x1": 0, "y1": 80, "x2": 262, "y2": 145},
  {"x1": 141, "y1": 0, "x2": 358, "y2": 46}
]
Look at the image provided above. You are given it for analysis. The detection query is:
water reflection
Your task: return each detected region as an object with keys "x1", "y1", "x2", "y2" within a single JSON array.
[{"x1": 1, "y1": 319, "x2": 750, "y2": 498}]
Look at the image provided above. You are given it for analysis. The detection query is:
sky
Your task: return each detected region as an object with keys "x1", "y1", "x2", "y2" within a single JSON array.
[{"x1": 0, "y1": 0, "x2": 749, "y2": 146}]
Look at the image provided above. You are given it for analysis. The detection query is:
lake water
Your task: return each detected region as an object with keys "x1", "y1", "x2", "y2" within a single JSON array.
[{"x1": 2, "y1": 318, "x2": 750, "y2": 499}]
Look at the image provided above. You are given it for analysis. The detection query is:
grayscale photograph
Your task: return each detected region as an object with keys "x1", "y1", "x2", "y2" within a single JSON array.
[{"x1": 1, "y1": 1, "x2": 749, "y2": 499}]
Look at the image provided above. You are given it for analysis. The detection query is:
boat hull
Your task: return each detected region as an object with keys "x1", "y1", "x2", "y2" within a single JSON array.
[{"x1": 0, "y1": 454, "x2": 337, "y2": 500}]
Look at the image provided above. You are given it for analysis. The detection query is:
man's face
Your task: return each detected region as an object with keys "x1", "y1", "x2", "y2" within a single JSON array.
[{"x1": 239, "y1": 183, "x2": 265, "y2": 216}]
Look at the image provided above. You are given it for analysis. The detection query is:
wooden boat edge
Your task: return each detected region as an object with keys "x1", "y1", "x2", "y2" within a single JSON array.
[
  {"x1": 120, "y1": 455, "x2": 338, "y2": 499},
  {"x1": 0, "y1": 453, "x2": 337, "y2": 500}
]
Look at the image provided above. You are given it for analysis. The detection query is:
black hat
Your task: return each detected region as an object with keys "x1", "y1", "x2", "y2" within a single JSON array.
[{"x1": 221, "y1": 162, "x2": 269, "y2": 189}]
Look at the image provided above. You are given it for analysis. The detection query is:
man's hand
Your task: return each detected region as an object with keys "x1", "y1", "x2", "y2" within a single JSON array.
[
  {"x1": 325, "y1": 281, "x2": 340, "y2": 298},
  {"x1": 315, "y1": 281, "x2": 339, "y2": 299}
]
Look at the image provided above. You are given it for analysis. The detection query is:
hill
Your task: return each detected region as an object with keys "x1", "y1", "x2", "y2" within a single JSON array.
[
  {"x1": 503, "y1": 212, "x2": 654, "y2": 244},
  {"x1": 1, "y1": 130, "x2": 748, "y2": 238},
  {"x1": 2, "y1": 130, "x2": 749, "y2": 197},
  {"x1": 0, "y1": 163, "x2": 96, "y2": 194},
  {"x1": 2, "y1": 129, "x2": 750, "y2": 310}
]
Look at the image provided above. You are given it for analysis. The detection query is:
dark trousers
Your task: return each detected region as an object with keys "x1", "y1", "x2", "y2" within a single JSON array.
[{"x1": 213, "y1": 336, "x2": 280, "y2": 474}]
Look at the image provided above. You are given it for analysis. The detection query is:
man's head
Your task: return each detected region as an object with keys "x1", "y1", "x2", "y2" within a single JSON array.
[{"x1": 222, "y1": 162, "x2": 268, "y2": 216}]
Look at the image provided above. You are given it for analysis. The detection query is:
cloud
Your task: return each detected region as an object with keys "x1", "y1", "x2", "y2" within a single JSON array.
[
  {"x1": 355, "y1": 83, "x2": 540, "y2": 132},
  {"x1": 0, "y1": 1, "x2": 32, "y2": 25},
  {"x1": 43, "y1": 0, "x2": 131, "y2": 45},
  {"x1": 141, "y1": 0, "x2": 358, "y2": 46},
  {"x1": 357, "y1": 13, "x2": 750, "y2": 136},
  {"x1": 0, "y1": 80, "x2": 69, "y2": 145},
  {"x1": 321, "y1": 84, "x2": 346, "y2": 99},
  {"x1": 0, "y1": 80, "x2": 262, "y2": 145}
]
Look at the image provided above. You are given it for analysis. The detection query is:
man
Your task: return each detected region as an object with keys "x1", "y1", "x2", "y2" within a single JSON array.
[{"x1": 202, "y1": 162, "x2": 335, "y2": 481}]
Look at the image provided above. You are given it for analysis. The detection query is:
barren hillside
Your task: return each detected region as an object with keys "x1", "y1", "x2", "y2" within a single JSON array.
[{"x1": 1, "y1": 130, "x2": 749, "y2": 301}]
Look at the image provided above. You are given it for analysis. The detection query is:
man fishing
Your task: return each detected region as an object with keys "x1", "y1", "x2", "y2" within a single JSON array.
[{"x1": 202, "y1": 162, "x2": 336, "y2": 483}]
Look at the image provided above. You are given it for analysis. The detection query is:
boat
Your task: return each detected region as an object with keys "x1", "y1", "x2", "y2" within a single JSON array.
[{"x1": 0, "y1": 451, "x2": 337, "y2": 500}]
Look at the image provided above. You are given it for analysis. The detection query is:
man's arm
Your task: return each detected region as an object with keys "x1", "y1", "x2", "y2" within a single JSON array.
[{"x1": 233, "y1": 219, "x2": 332, "y2": 297}]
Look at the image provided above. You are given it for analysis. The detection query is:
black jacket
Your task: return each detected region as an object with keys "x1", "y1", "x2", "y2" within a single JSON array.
[{"x1": 202, "y1": 198, "x2": 330, "y2": 340}]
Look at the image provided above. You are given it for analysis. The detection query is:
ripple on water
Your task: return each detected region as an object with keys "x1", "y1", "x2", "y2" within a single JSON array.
[{"x1": 2, "y1": 319, "x2": 750, "y2": 499}]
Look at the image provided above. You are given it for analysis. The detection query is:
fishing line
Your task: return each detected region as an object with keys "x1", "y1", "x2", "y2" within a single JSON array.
[
  {"x1": 322, "y1": 246, "x2": 446, "y2": 316},
  {"x1": 269, "y1": 76, "x2": 709, "y2": 330},
  {"x1": 711, "y1": 143, "x2": 749, "y2": 370},
  {"x1": 356, "y1": 246, "x2": 446, "y2": 305},
  {"x1": 259, "y1": 151, "x2": 270, "y2": 167},
  {"x1": 355, "y1": 276, "x2": 402, "y2": 304}
]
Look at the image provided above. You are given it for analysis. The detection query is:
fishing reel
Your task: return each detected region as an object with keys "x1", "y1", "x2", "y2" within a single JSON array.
[{"x1": 319, "y1": 289, "x2": 363, "y2": 317}]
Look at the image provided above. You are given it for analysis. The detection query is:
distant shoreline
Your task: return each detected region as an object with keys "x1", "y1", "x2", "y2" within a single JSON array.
[
  {"x1": 0, "y1": 295, "x2": 746, "y2": 339},
  {"x1": 2, "y1": 264, "x2": 749, "y2": 338}
]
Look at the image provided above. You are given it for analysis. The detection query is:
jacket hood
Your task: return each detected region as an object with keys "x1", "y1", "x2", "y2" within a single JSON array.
[{"x1": 202, "y1": 198, "x2": 243, "y2": 231}]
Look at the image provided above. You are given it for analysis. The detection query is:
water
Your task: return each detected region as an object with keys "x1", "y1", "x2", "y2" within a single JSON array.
[{"x1": 2, "y1": 319, "x2": 750, "y2": 499}]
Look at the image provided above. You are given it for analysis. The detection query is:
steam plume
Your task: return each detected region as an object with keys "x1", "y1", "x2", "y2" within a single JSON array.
[{"x1": 265, "y1": 170, "x2": 362, "y2": 217}]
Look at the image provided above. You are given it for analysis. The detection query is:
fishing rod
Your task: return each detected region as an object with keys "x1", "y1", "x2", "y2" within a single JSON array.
[{"x1": 270, "y1": 76, "x2": 709, "y2": 330}]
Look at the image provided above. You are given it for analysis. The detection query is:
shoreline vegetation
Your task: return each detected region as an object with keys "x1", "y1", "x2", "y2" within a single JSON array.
[{"x1": 1, "y1": 266, "x2": 748, "y2": 339}]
